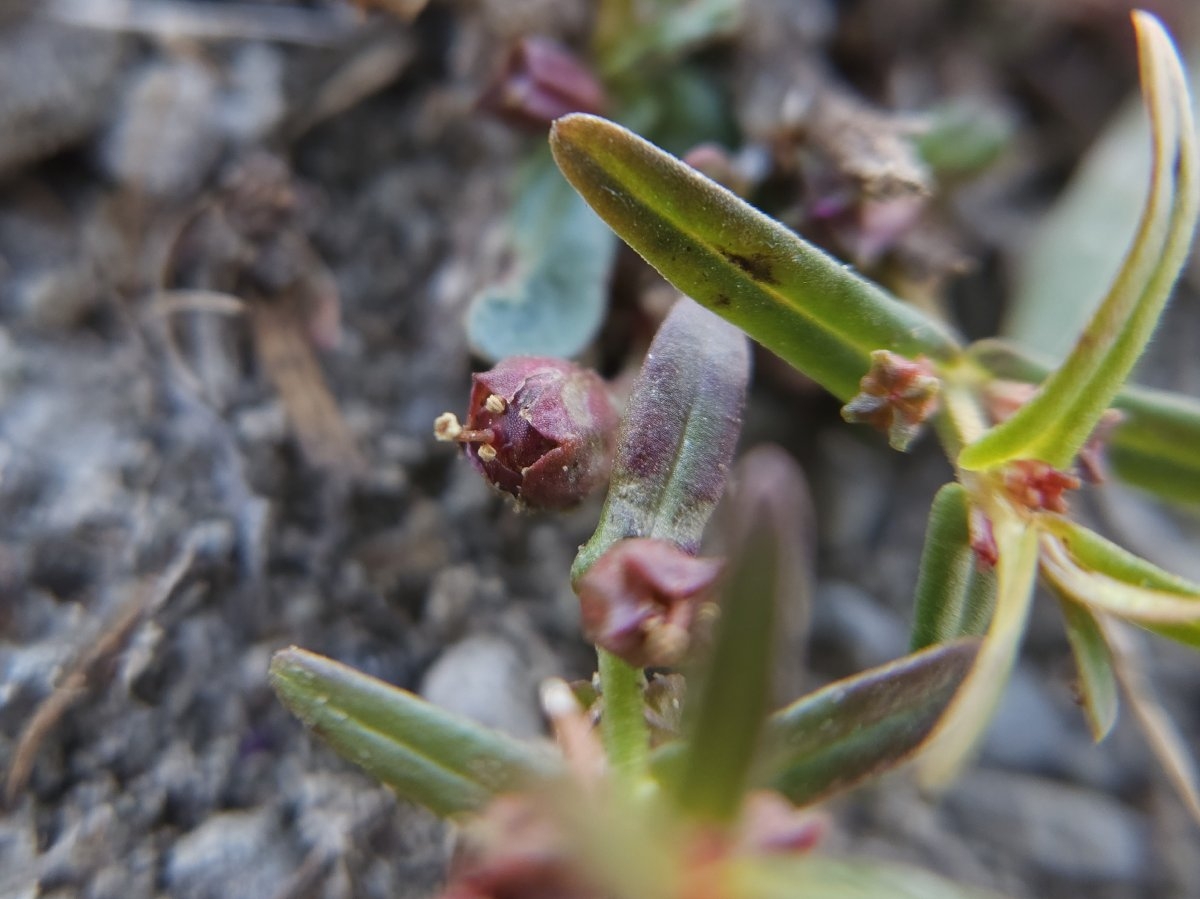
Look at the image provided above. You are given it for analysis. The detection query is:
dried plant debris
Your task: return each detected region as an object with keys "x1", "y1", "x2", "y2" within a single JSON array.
[
  {"x1": 163, "y1": 153, "x2": 364, "y2": 476},
  {"x1": 5, "y1": 544, "x2": 195, "y2": 806}
]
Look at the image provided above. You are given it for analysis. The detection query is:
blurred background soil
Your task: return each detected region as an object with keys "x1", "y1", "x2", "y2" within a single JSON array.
[{"x1": 1, "y1": 1, "x2": 1199, "y2": 897}]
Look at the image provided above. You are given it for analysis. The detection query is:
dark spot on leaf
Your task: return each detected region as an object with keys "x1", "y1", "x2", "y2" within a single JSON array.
[
  {"x1": 720, "y1": 249, "x2": 779, "y2": 285},
  {"x1": 714, "y1": 294, "x2": 732, "y2": 308}
]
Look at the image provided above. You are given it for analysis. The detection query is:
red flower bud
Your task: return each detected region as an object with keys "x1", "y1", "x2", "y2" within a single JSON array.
[
  {"x1": 435, "y1": 357, "x2": 618, "y2": 511},
  {"x1": 840, "y1": 350, "x2": 940, "y2": 451},
  {"x1": 479, "y1": 37, "x2": 607, "y2": 132},
  {"x1": 576, "y1": 538, "x2": 723, "y2": 668},
  {"x1": 1002, "y1": 459, "x2": 1081, "y2": 514}
]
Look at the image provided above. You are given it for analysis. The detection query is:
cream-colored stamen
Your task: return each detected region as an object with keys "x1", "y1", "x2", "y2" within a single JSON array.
[
  {"x1": 484, "y1": 394, "x2": 506, "y2": 414},
  {"x1": 433, "y1": 412, "x2": 462, "y2": 441},
  {"x1": 476, "y1": 444, "x2": 498, "y2": 462}
]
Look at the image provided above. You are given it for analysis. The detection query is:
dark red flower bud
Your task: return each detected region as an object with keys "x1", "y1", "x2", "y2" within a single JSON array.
[
  {"x1": 435, "y1": 357, "x2": 618, "y2": 511},
  {"x1": 576, "y1": 537, "x2": 723, "y2": 668},
  {"x1": 479, "y1": 37, "x2": 607, "y2": 132}
]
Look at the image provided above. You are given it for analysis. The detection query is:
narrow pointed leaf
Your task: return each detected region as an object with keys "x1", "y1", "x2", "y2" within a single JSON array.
[
  {"x1": 911, "y1": 483, "x2": 997, "y2": 650},
  {"x1": 571, "y1": 296, "x2": 750, "y2": 579},
  {"x1": 1039, "y1": 533, "x2": 1200, "y2": 623},
  {"x1": 649, "y1": 639, "x2": 980, "y2": 807},
  {"x1": 1104, "y1": 387, "x2": 1200, "y2": 505},
  {"x1": 1040, "y1": 518, "x2": 1200, "y2": 648},
  {"x1": 1142, "y1": 620, "x2": 1200, "y2": 649},
  {"x1": 731, "y1": 855, "x2": 1006, "y2": 899},
  {"x1": 671, "y1": 449, "x2": 798, "y2": 822},
  {"x1": 1056, "y1": 599, "x2": 1120, "y2": 741},
  {"x1": 270, "y1": 647, "x2": 559, "y2": 818},
  {"x1": 918, "y1": 505, "x2": 1040, "y2": 788},
  {"x1": 757, "y1": 639, "x2": 980, "y2": 807},
  {"x1": 1039, "y1": 516, "x2": 1200, "y2": 594},
  {"x1": 550, "y1": 113, "x2": 961, "y2": 401},
  {"x1": 959, "y1": 13, "x2": 1200, "y2": 471}
]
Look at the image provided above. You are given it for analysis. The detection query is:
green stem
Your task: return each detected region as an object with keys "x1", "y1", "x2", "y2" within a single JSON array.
[{"x1": 598, "y1": 648, "x2": 649, "y2": 786}]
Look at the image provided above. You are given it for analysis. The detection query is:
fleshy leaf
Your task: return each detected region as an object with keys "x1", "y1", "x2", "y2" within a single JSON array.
[
  {"x1": 1039, "y1": 516, "x2": 1200, "y2": 595},
  {"x1": 571, "y1": 296, "x2": 750, "y2": 579},
  {"x1": 466, "y1": 149, "x2": 617, "y2": 362},
  {"x1": 550, "y1": 113, "x2": 961, "y2": 401},
  {"x1": 968, "y1": 339, "x2": 1200, "y2": 505},
  {"x1": 918, "y1": 504, "x2": 1040, "y2": 789},
  {"x1": 958, "y1": 12, "x2": 1200, "y2": 471},
  {"x1": 670, "y1": 446, "x2": 808, "y2": 823},
  {"x1": 650, "y1": 639, "x2": 980, "y2": 808},
  {"x1": 1056, "y1": 599, "x2": 1120, "y2": 741},
  {"x1": 730, "y1": 855, "x2": 1006, "y2": 899},
  {"x1": 1038, "y1": 531, "x2": 1200, "y2": 624},
  {"x1": 758, "y1": 640, "x2": 979, "y2": 807},
  {"x1": 270, "y1": 647, "x2": 559, "y2": 818},
  {"x1": 1039, "y1": 518, "x2": 1200, "y2": 648},
  {"x1": 910, "y1": 483, "x2": 997, "y2": 650},
  {"x1": 1104, "y1": 387, "x2": 1200, "y2": 506}
]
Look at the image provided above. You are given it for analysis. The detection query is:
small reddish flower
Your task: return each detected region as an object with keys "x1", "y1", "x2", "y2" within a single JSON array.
[
  {"x1": 1002, "y1": 459, "x2": 1081, "y2": 514},
  {"x1": 435, "y1": 357, "x2": 618, "y2": 511},
  {"x1": 840, "y1": 350, "x2": 940, "y2": 451},
  {"x1": 479, "y1": 37, "x2": 607, "y2": 131},
  {"x1": 968, "y1": 505, "x2": 999, "y2": 569},
  {"x1": 576, "y1": 538, "x2": 723, "y2": 668}
]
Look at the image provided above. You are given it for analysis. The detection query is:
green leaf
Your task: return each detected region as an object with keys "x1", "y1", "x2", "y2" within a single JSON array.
[
  {"x1": 1038, "y1": 529, "x2": 1200, "y2": 624},
  {"x1": 1056, "y1": 599, "x2": 1120, "y2": 741},
  {"x1": 466, "y1": 148, "x2": 617, "y2": 362},
  {"x1": 649, "y1": 640, "x2": 979, "y2": 807},
  {"x1": 756, "y1": 640, "x2": 979, "y2": 807},
  {"x1": 918, "y1": 505, "x2": 1040, "y2": 789},
  {"x1": 958, "y1": 13, "x2": 1200, "y2": 471},
  {"x1": 1104, "y1": 386, "x2": 1200, "y2": 506},
  {"x1": 550, "y1": 114, "x2": 961, "y2": 401},
  {"x1": 270, "y1": 647, "x2": 559, "y2": 818},
  {"x1": 910, "y1": 483, "x2": 997, "y2": 650},
  {"x1": 967, "y1": 339, "x2": 1200, "y2": 506},
  {"x1": 670, "y1": 446, "x2": 809, "y2": 822},
  {"x1": 1038, "y1": 519, "x2": 1200, "y2": 651},
  {"x1": 571, "y1": 297, "x2": 750, "y2": 579},
  {"x1": 1039, "y1": 516, "x2": 1200, "y2": 595},
  {"x1": 730, "y1": 855, "x2": 1006, "y2": 899}
]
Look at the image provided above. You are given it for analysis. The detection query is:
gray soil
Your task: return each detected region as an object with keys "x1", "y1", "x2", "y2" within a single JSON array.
[{"x1": 1, "y1": 1, "x2": 1199, "y2": 898}]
